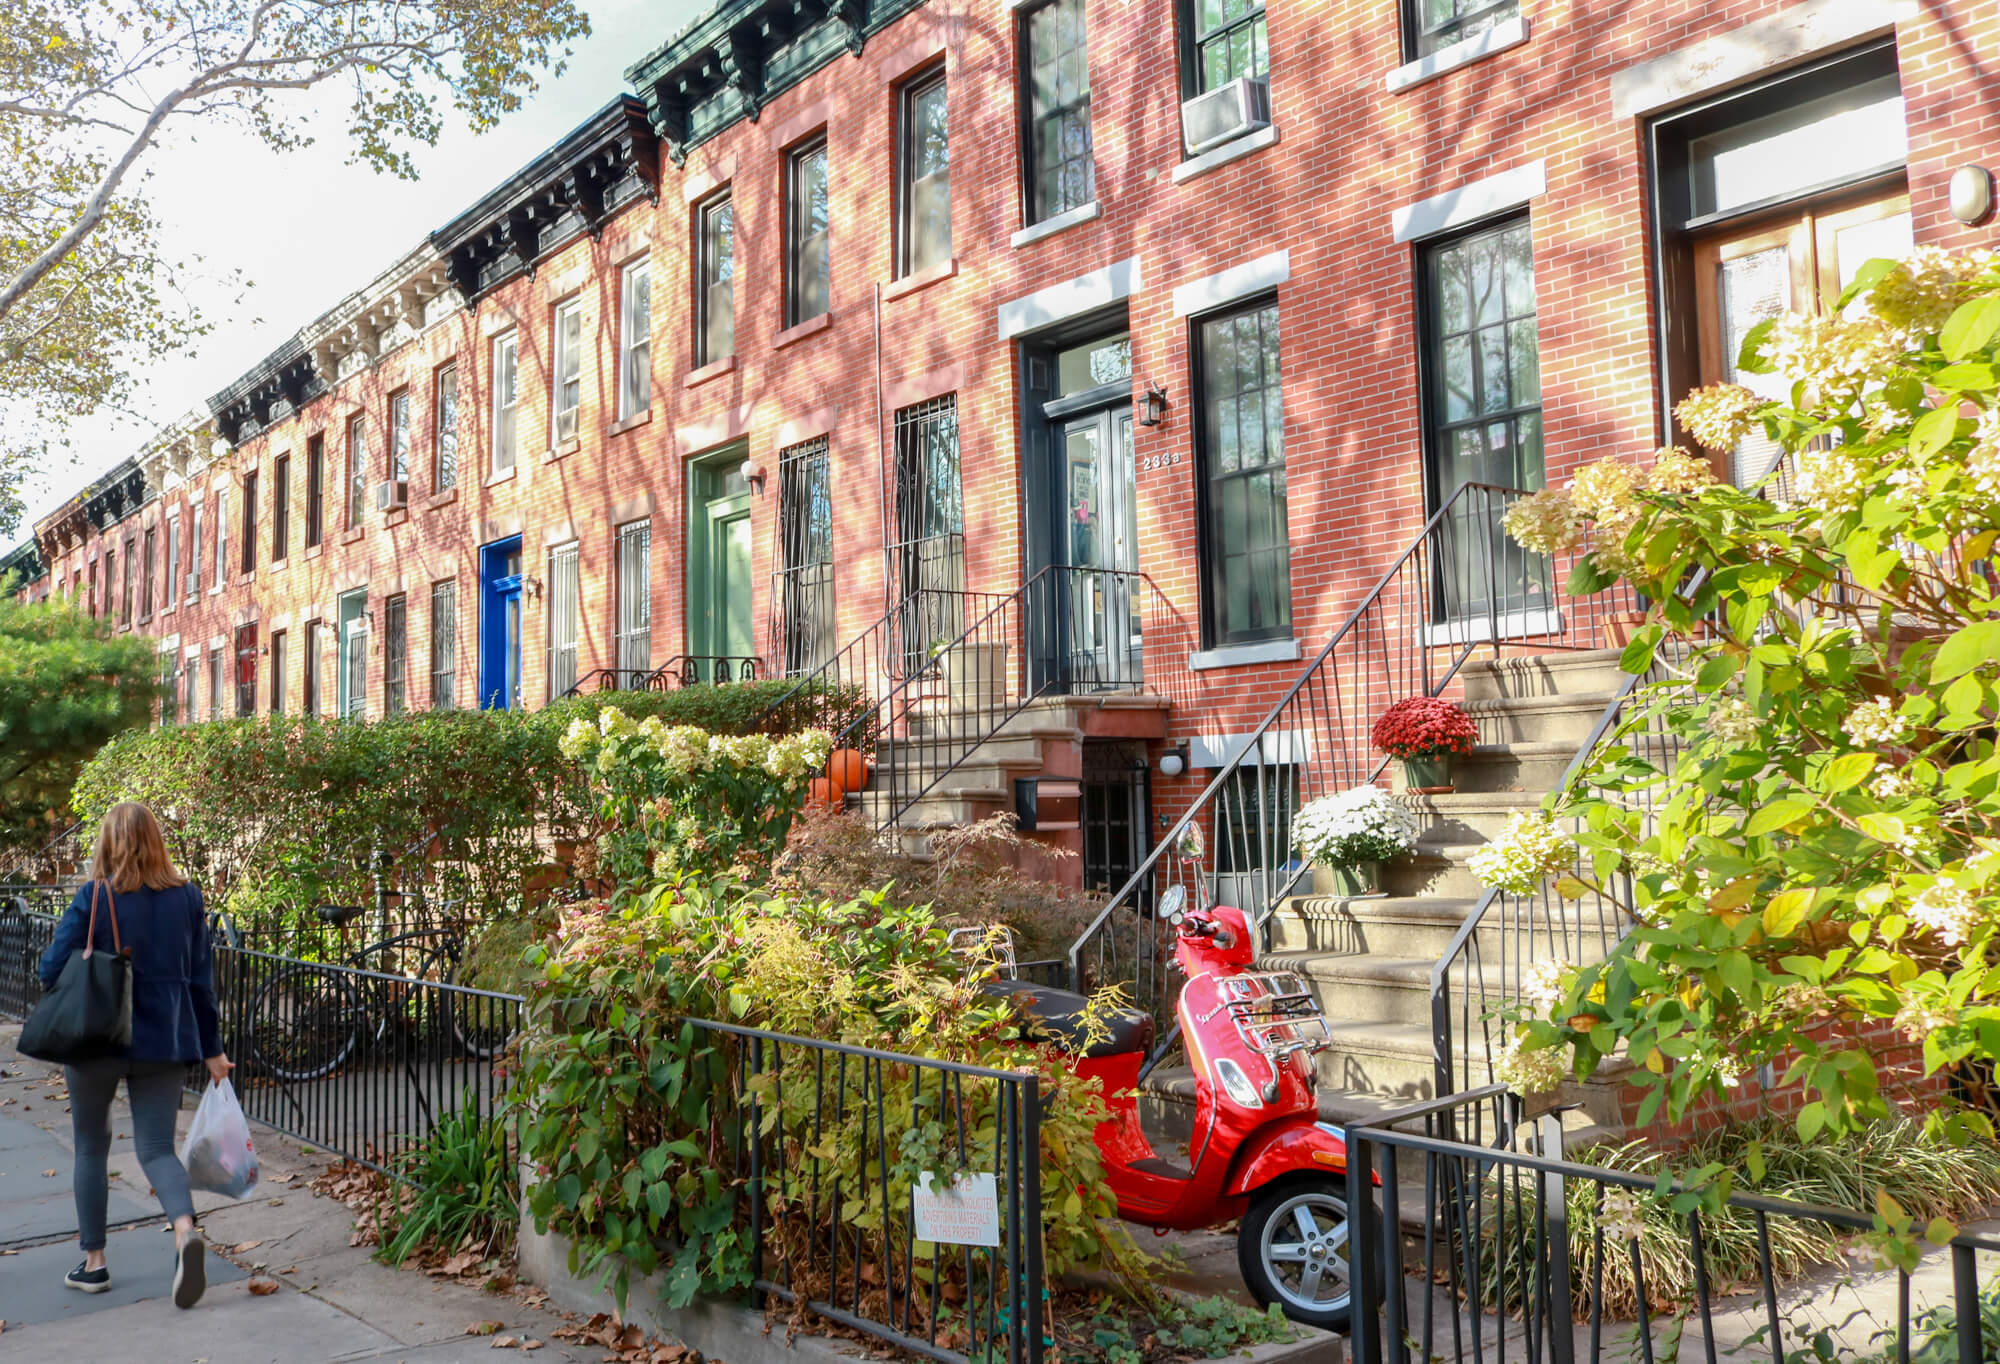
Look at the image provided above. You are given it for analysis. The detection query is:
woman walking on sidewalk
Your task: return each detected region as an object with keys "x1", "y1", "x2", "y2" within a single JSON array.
[{"x1": 38, "y1": 801, "x2": 232, "y2": 1309}]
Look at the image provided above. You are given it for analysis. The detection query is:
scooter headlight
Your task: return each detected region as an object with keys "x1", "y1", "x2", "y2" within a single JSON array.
[{"x1": 1214, "y1": 1056, "x2": 1264, "y2": 1109}]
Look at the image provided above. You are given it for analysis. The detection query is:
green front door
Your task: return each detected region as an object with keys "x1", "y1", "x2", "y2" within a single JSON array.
[{"x1": 691, "y1": 458, "x2": 754, "y2": 682}]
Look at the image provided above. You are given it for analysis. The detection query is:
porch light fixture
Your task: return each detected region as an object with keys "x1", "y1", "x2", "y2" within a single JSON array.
[
  {"x1": 742, "y1": 457, "x2": 768, "y2": 492},
  {"x1": 1950, "y1": 165, "x2": 1994, "y2": 225},
  {"x1": 1139, "y1": 382, "x2": 1169, "y2": 428},
  {"x1": 1158, "y1": 742, "x2": 1189, "y2": 778},
  {"x1": 522, "y1": 574, "x2": 543, "y2": 598}
]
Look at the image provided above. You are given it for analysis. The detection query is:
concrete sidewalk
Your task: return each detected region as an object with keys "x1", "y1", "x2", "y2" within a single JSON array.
[{"x1": 0, "y1": 1026, "x2": 601, "y2": 1364}]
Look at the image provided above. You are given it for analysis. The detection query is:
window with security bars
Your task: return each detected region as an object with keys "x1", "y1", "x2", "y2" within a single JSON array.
[
  {"x1": 696, "y1": 192, "x2": 734, "y2": 366},
  {"x1": 346, "y1": 414, "x2": 366, "y2": 526},
  {"x1": 305, "y1": 434, "x2": 324, "y2": 548},
  {"x1": 892, "y1": 398, "x2": 964, "y2": 670},
  {"x1": 787, "y1": 139, "x2": 830, "y2": 326},
  {"x1": 435, "y1": 364, "x2": 459, "y2": 490},
  {"x1": 776, "y1": 439, "x2": 835, "y2": 676},
  {"x1": 1196, "y1": 298, "x2": 1291, "y2": 645},
  {"x1": 340, "y1": 621, "x2": 367, "y2": 721},
  {"x1": 547, "y1": 543, "x2": 580, "y2": 700},
  {"x1": 1213, "y1": 760, "x2": 1298, "y2": 918},
  {"x1": 899, "y1": 69, "x2": 950, "y2": 277},
  {"x1": 1407, "y1": 0, "x2": 1516, "y2": 57},
  {"x1": 1188, "y1": 0, "x2": 1266, "y2": 92},
  {"x1": 431, "y1": 582, "x2": 457, "y2": 710},
  {"x1": 235, "y1": 623, "x2": 257, "y2": 717},
  {"x1": 270, "y1": 630, "x2": 286, "y2": 715},
  {"x1": 618, "y1": 265, "x2": 651, "y2": 419},
  {"x1": 383, "y1": 594, "x2": 407, "y2": 716},
  {"x1": 1023, "y1": 0, "x2": 1093, "y2": 224},
  {"x1": 389, "y1": 389, "x2": 411, "y2": 482},
  {"x1": 615, "y1": 522, "x2": 652, "y2": 686}
]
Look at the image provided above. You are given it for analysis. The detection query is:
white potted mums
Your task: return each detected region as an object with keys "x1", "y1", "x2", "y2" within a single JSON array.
[{"x1": 1291, "y1": 785, "x2": 1419, "y2": 897}]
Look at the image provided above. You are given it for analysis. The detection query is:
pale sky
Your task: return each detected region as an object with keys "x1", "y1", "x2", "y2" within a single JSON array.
[{"x1": 11, "y1": 0, "x2": 706, "y2": 549}]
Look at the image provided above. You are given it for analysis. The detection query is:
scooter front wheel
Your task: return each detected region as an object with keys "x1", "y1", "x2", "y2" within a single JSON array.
[{"x1": 1238, "y1": 1175, "x2": 1358, "y2": 1330}]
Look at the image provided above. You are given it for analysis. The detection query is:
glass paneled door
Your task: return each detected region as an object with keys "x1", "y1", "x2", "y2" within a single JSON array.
[
  {"x1": 1058, "y1": 405, "x2": 1140, "y2": 685},
  {"x1": 478, "y1": 537, "x2": 524, "y2": 709},
  {"x1": 691, "y1": 458, "x2": 755, "y2": 683}
]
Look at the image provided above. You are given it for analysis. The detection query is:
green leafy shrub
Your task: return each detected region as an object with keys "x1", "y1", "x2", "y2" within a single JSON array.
[
  {"x1": 376, "y1": 1105, "x2": 518, "y2": 1267},
  {"x1": 545, "y1": 677, "x2": 869, "y2": 742}
]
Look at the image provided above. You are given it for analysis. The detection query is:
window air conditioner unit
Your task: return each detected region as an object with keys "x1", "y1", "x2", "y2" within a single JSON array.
[
  {"x1": 555, "y1": 408, "x2": 578, "y2": 443},
  {"x1": 375, "y1": 480, "x2": 409, "y2": 512},
  {"x1": 185, "y1": 572, "x2": 199, "y2": 596},
  {"x1": 1180, "y1": 76, "x2": 1270, "y2": 157}
]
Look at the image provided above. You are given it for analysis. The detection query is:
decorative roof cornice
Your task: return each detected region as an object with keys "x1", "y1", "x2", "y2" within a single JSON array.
[
  {"x1": 430, "y1": 96, "x2": 657, "y2": 305},
  {"x1": 34, "y1": 458, "x2": 147, "y2": 557},
  {"x1": 208, "y1": 337, "x2": 322, "y2": 448},
  {"x1": 0, "y1": 537, "x2": 44, "y2": 587},
  {"x1": 136, "y1": 409, "x2": 218, "y2": 493},
  {"x1": 300, "y1": 242, "x2": 460, "y2": 386},
  {"x1": 626, "y1": 0, "x2": 922, "y2": 165}
]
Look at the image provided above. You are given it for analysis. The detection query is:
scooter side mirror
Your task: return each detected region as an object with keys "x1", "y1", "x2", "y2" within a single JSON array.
[{"x1": 1158, "y1": 884, "x2": 1186, "y2": 926}]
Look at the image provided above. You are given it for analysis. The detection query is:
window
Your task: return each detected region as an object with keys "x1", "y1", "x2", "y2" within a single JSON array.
[
  {"x1": 430, "y1": 581, "x2": 457, "y2": 710},
  {"x1": 786, "y1": 139, "x2": 831, "y2": 325},
  {"x1": 164, "y1": 518, "x2": 179, "y2": 610},
  {"x1": 1022, "y1": 0, "x2": 1094, "y2": 224},
  {"x1": 187, "y1": 506, "x2": 201, "y2": 599},
  {"x1": 696, "y1": 192, "x2": 735, "y2": 366},
  {"x1": 120, "y1": 540, "x2": 134, "y2": 624},
  {"x1": 306, "y1": 434, "x2": 325, "y2": 547},
  {"x1": 181, "y1": 655, "x2": 196, "y2": 722},
  {"x1": 777, "y1": 438, "x2": 835, "y2": 675},
  {"x1": 1421, "y1": 217, "x2": 1542, "y2": 502},
  {"x1": 892, "y1": 397, "x2": 965, "y2": 670},
  {"x1": 338, "y1": 592, "x2": 367, "y2": 721},
  {"x1": 208, "y1": 648, "x2": 224, "y2": 722},
  {"x1": 104, "y1": 547, "x2": 116, "y2": 621},
  {"x1": 435, "y1": 364, "x2": 459, "y2": 490},
  {"x1": 389, "y1": 388, "x2": 412, "y2": 483},
  {"x1": 1195, "y1": 298, "x2": 1291, "y2": 645},
  {"x1": 304, "y1": 621, "x2": 323, "y2": 716},
  {"x1": 159, "y1": 651, "x2": 176, "y2": 724},
  {"x1": 619, "y1": 263, "x2": 652, "y2": 419},
  {"x1": 491, "y1": 332, "x2": 519, "y2": 473},
  {"x1": 87, "y1": 561, "x2": 98, "y2": 618},
  {"x1": 346, "y1": 414, "x2": 366, "y2": 527},
  {"x1": 614, "y1": 521, "x2": 652, "y2": 686},
  {"x1": 1215, "y1": 762, "x2": 1297, "y2": 874},
  {"x1": 1186, "y1": 0, "x2": 1266, "y2": 92},
  {"x1": 272, "y1": 454, "x2": 290, "y2": 561},
  {"x1": 383, "y1": 593, "x2": 407, "y2": 716},
  {"x1": 270, "y1": 629, "x2": 287, "y2": 715},
  {"x1": 551, "y1": 299, "x2": 583, "y2": 444},
  {"x1": 235, "y1": 623, "x2": 257, "y2": 717},
  {"x1": 1407, "y1": 0, "x2": 1516, "y2": 57},
  {"x1": 547, "y1": 543, "x2": 580, "y2": 700},
  {"x1": 214, "y1": 490, "x2": 228, "y2": 588},
  {"x1": 141, "y1": 528, "x2": 156, "y2": 619},
  {"x1": 899, "y1": 69, "x2": 951, "y2": 277},
  {"x1": 240, "y1": 470, "x2": 258, "y2": 575}
]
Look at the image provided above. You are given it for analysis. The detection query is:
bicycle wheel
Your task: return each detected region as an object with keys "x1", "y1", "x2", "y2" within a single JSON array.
[
  {"x1": 249, "y1": 965, "x2": 362, "y2": 1082},
  {"x1": 440, "y1": 945, "x2": 517, "y2": 1061}
]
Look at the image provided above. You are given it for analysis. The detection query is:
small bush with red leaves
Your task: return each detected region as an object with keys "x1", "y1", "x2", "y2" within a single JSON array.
[{"x1": 1370, "y1": 696, "x2": 1478, "y2": 760}]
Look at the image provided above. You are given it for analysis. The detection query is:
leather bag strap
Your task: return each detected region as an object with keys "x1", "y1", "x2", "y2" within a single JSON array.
[{"x1": 81, "y1": 880, "x2": 124, "y2": 960}]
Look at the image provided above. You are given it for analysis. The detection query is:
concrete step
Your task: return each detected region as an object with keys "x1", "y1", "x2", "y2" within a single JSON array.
[
  {"x1": 1448, "y1": 741, "x2": 1579, "y2": 794},
  {"x1": 876, "y1": 731, "x2": 1050, "y2": 769},
  {"x1": 1257, "y1": 952, "x2": 1470, "y2": 1031},
  {"x1": 1269, "y1": 891, "x2": 1619, "y2": 963},
  {"x1": 1381, "y1": 839, "x2": 1491, "y2": 899},
  {"x1": 1462, "y1": 690, "x2": 1624, "y2": 745},
  {"x1": 1459, "y1": 648, "x2": 1633, "y2": 702},
  {"x1": 1399, "y1": 789, "x2": 1546, "y2": 844}
]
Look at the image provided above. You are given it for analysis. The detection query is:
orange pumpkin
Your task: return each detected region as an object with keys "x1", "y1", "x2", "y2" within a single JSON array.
[
  {"x1": 808, "y1": 775, "x2": 847, "y2": 809},
  {"x1": 827, "y1": 747, "x2": 869, "y2": 793}
]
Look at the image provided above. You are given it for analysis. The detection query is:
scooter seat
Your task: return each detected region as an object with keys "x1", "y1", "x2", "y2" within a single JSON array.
[{"x1": 980, "y1": 980, "x2": 1156, "y2": 1059}]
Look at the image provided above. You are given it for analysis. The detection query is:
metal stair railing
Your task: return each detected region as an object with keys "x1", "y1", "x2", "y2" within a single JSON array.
[
  {"x1": 1065, "y1": 482, "x2": 1630, "y2": 1079},
  {"x1": 560, "y1": 654, "x2": 764, "y2": 698},
  {"x1": 0, "y1": 821, "x2": 87, "y2": 887}
]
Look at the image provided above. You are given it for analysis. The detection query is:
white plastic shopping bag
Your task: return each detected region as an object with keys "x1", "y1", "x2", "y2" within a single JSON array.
[{"x1": 181, "y1": 1079, "x2": 260, "y2": 1198}]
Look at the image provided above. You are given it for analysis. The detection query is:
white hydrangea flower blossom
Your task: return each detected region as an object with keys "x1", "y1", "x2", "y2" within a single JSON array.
[
  {"x1": 1841, "y1": 697, "x2": 1908, "y2": 747},
  {"x1": 1494, "y1": 1036, "x2": 1567, "y2": 1095},
  {"x1": 1894, "y1": 994, "x2": 1957, "y2": 1043},
  {"x1": 558, "y1": 716, "x2": 598, "y2": 761},
  {"x1": 1521, "y1": 958, "x2": 1571, "y2": 1010},
  {"x1": 1868, "y1": 766, "x2": 1911, "y2": 802},
  {"x1": 1866, "y1": 247, "x2": 1996, "y2": 334},
  {"x1": 1706, "y1": 694, "x2": 1759, "y2": 743},
  {"x1": 1469, "y1": 812, "x2": 1575, "y2": 896},
  {"x1": 1597, "y1": 1188, "x2": 1649, "y2": 1246},
  {"x1": 1764, "y1": 311, "x2": 1904, "y2": 409},
  {"x1": 1909, "y1": 881, "x2": 1980, "y2": 947}
]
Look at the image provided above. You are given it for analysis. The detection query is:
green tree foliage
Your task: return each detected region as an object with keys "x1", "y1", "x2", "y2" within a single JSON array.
[{"x1": 0, "y1": 595, "x2": 158, "y2": 855}]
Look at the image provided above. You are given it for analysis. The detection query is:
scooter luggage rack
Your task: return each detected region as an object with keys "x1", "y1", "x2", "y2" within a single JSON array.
[{"x1": 1215, "y1": 971, "x2": 1331, "y2": 1059}]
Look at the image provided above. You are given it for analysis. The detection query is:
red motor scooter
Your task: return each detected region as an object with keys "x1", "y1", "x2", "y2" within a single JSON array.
[{"x1": 977, "y1": 876, "x2": 1364, "y2": 1329}]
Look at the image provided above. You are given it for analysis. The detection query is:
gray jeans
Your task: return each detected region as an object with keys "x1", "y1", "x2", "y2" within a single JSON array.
[{"x1": 65, "y1": 1058, "x2": 195, "y2": 1252}]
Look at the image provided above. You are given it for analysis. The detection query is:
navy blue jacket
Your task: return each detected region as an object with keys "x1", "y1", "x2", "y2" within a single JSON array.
[{"x1": 39, "y1": 880, "x2": 222, "y2": 1065}]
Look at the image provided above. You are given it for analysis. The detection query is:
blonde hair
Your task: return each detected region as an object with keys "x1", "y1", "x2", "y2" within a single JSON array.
[{"x1": 90, "y1": 802, "x2": 188, "y2": 894}]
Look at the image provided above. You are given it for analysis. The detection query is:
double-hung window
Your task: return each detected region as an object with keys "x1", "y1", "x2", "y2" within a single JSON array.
[
  {"x1": 546, "y1": 543, "x2": 580, "y2": 700},
  {"x1": 618, "y1": 263, "x2": 652, "y2": 419},
  {"x1": 1406, "y1": 0, "x2": 1517, "y2": 57},
  {"x1": 209, "y1": 648, "x2": 224, "y2": 721},
  {"x1": 141, "y1": 528, "x2": 156, "y2": 619},
  {"x1": 270, "y1": 629, "x2": 287, "y2": 715},
  {"x1": 234, "y1": 623, "x2": 257, "y2": 717},
  {"x1": 383, "y1": 593, "x2": 408, "y2": 717},
  {"x1": 240, "y1": 470, "x2": 258, "y2": 575},
  {"x1": 430, "y1": 581, "x2": 457, "y2": 710},
  {"x1": 1022, "y1": 0, "x2": 1094, "y2": 224},
  {"x1": 304, "y1": 621, "x2": 323, "y2": 716},
  {"x1": 1186, "y1": 0, "x2": 1266, "y2": 93},
  {"x1": 181, "y1": 653, "x2": 196, "y2": 721},
  {"x1": 614, "y1": 521, "x2": 652, "y2": 686},
  {"x1": 551, "y1": 300, "x2": 583, "y2": 444},
  {"x1": 214, "y1": 491, "x2": 228, "y2": 587},
  {"x1": 899, "y1": 69, "x2": 951, "y2": 277},
  {"x1": 272, "y1": 454, "x2": 290, "y2": 561},
  {"x1": 696, "y1": 191, "x2": 735, "y2": 366},
  {"x1": 786, "y1": 139, "x2": 831, "y2": 326},
  {"x1": 186, "y1": 509, "x2": 200, "y2": 599},
  {"x1": 305, "y1": 434, "x2": 324, "y2": 548},
  {"x1": 164, "y1": 518, "x2": 180, "y2": 608},
  {"x1": 491, "y1": 332, "x2": 519, "y2": 474},
  {"x1": 121, "y1": 539, "x2": 134, "y2": 623},
  {"x1": 435, "y1": 363, "x2": 459, "y2": 490},
  {"x1": 346, "y1": 414, "x2": 366, "y2": 527},
  {"x1": 389, "y1": 388, "x2": 412, "y2": 483},
  {"x1": 104, "y1": 547, "x2": 117, "y2": 620},
  {"x1": 1194, "y1": 298, "x2": 1291, "y2": 646}
]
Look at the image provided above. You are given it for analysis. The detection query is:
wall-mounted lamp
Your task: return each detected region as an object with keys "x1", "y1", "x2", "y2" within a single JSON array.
[
  {"x1": 1950, "y1": 165, "x2": 1994, "y2": 226},
  {"x1": 1158, "y1": 741, "x2": 1189, "y2": 778},
  {"x1": 521, "y1": 574, "x2": 544, "y2": 599},
  {"x1": 742, "y1": 458, "x2": 769, "y2": 493},
  {"x1": 1138, "y1": 382, "x2": 1170, "y2": 428}
]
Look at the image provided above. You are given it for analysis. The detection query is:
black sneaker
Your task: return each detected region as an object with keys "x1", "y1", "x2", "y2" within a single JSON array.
[
  {"x1": 64, "y1": 1261, "x2": 111, "y2": 1293},
  {"x1": 172, "y1": 1234, "x2": 205, "y2": 1309}
]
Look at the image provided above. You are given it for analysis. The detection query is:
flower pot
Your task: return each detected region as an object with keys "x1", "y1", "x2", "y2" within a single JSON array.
[
  {"x1": 1402, "y1": 756, "x2": 1454, "y2": 794},
  {"x1": 1313, "y1": 861, "x2": 1381, "y2": 897}
]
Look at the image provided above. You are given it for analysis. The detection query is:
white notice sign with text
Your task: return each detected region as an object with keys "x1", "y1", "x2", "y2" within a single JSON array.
[{"x1": 912, "y1": 1171, "x2": 1000, "y2": 1247}]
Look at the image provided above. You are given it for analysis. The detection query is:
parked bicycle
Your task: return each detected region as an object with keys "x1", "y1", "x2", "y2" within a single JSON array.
[{"x1": 245, "y1": 901, "x2": 515, "y2": 1082}]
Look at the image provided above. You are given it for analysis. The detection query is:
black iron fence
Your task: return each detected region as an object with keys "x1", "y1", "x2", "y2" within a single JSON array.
[
  {"x1": 1348, "y1": 1087, "x2": 2000, "y2": 1364},
  {"x1": 562, "y1": 655, "x2": 766, "y2": 697},
  {"x1": 0, "y1": 900, "x2": 60, "y2": 1020}
]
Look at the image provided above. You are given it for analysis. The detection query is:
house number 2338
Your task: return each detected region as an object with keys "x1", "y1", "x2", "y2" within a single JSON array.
[{"x1": 1140, "y1": 451, "x2": 1183, "y2": 472}]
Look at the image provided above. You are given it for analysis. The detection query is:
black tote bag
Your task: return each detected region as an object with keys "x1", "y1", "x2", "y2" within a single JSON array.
[{"x1": 17, "y1": 883, "x2": 132, "y2": 1064}]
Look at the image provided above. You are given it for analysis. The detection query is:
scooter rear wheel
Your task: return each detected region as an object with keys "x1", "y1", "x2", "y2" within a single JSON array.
[{"x1": 1238, "y1": 1175, "x2": 1358, "y2": 1330}]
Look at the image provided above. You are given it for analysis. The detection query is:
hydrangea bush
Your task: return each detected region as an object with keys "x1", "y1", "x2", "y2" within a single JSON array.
[
  {"x1": 1477, "y1": 248, "x2": 2000, "y2": 1204},
  {"x1": 1291, "y1": 785, "x2": 1420, "y2": 867}
]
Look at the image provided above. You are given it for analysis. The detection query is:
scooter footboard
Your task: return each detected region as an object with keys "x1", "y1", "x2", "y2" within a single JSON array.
[{"x1": 1222, "y1": 1119, "x2": 1370, "y2": 1198}]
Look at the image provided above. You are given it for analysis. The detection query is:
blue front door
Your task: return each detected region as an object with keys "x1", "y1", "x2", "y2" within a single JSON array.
[{"x1": 479, "y1": 537, "x2": 524, "y2": 709}]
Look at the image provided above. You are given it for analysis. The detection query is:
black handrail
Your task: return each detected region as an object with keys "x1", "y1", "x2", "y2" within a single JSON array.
[{"x1": 560, "y1": 654, "x2": 764, "y2": 698}]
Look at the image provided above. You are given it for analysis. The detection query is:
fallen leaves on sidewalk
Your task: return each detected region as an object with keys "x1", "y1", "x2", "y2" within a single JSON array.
[
  {"x1": 233, "y1": 1239, "x2": 263, "y2": 1253},
  {"x1": 246, "y1": 1277, "x2": 281, "y2": 1296},
  {"x1": 550, "y1": 1314, "x2": 702, "y2": 1364},
  {"x1": 466, "y1": 1321, "x2": 505, "y2": 1336}
]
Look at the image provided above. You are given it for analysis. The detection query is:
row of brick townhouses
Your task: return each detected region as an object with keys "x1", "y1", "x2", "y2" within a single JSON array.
[{"x1": 7, "y1": 0, "x2": 1999, "y2": 899}]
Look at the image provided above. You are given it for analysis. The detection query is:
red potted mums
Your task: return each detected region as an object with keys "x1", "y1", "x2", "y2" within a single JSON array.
[{"x1": 1372, "y1": 697, "x2": 1477, "y2": 794}]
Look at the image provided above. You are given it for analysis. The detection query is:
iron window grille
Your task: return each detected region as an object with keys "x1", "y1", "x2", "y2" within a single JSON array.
[
  {"x1": 235, "y1": 623, "x2": 257, "y2": 717},
  {"x1": 389, "y1": 388, "x2": 412, "y2": 482},
  {"x1": 270, "y1": 629, "x2": 286, "y2": 715},
  {"x1": 1185, "y1": 0, "x2": 1267, "y2": 93},
  {"x1": 899, "y1": 68, "x2": 952, "y2": 277},
  {"x1": 272, "y1": 455, "x2": 290, "y2": 561},
  {"x1": 1406, "y1": 0, "x2": 1517, "y2": 58},
  {"x1": 383, "y1": 593, "x2": 407, "y2": 717},
  {"x1": 891, "y1": 396, "x2": 965, "y2": 672},
  {"x1": 775, "y1": 438, "x2": 835, "y2": 676},
  {"x1": 1021, "y1": 0, "x2": 1094, "y2": 225},
  {"x1": 491, "y1": 332, "x2": 519, "y2": 474},
  {"x1": 340, "y1": 613, "x2": 367, "y2": 722},
  {"x1": 696, "y1": 191, "x2": 735, "y2": 366},
  {"x1": 346, "y1": 414, "x2": 366, "y2": 527},
  {"x1": 786, "y1": 138, "x2": 831, "y2": 326},
  {"x1": 430, "y1": 581, "x2": 457, "y2": 710},
  {"x1": 1194, "y1": 297, "x2": 1292, "y2": 646},
  {"x1": 615, "y1": 521, "x2": 652, "y2": 686},
  {"x1": 305, "y1": 434, "x2": 324, "y2": 549},
  {"x1": 551, "y1": 301, "x2": 583, "y2": 444},
  {"x1": 547, "y1": 543, "x2": 580, "y2": 701},
  {"x1": 619, "y1": 264, "x2": 652, "y2": 419},
  {"x1": 141, "y1": 528, "x2": 156, "y2": 620},
  {"x1": 435, "y1": 364, "x2": 459, "y2": 490}
]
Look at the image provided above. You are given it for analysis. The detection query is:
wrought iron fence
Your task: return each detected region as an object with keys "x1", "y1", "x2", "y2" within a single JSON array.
[
  {"x1": 1348, "y1": 1087, "x2": 2000, "y2": 1364},
  {"x1": 0, "y1": 822, "x2": 87, "y2": 887},
  {"x1": 0, "y1": 900, "x2": 60, "y2": 1019},
  {"x1": 561, "y1": 654, "x2": 766, "y2": 697}
]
